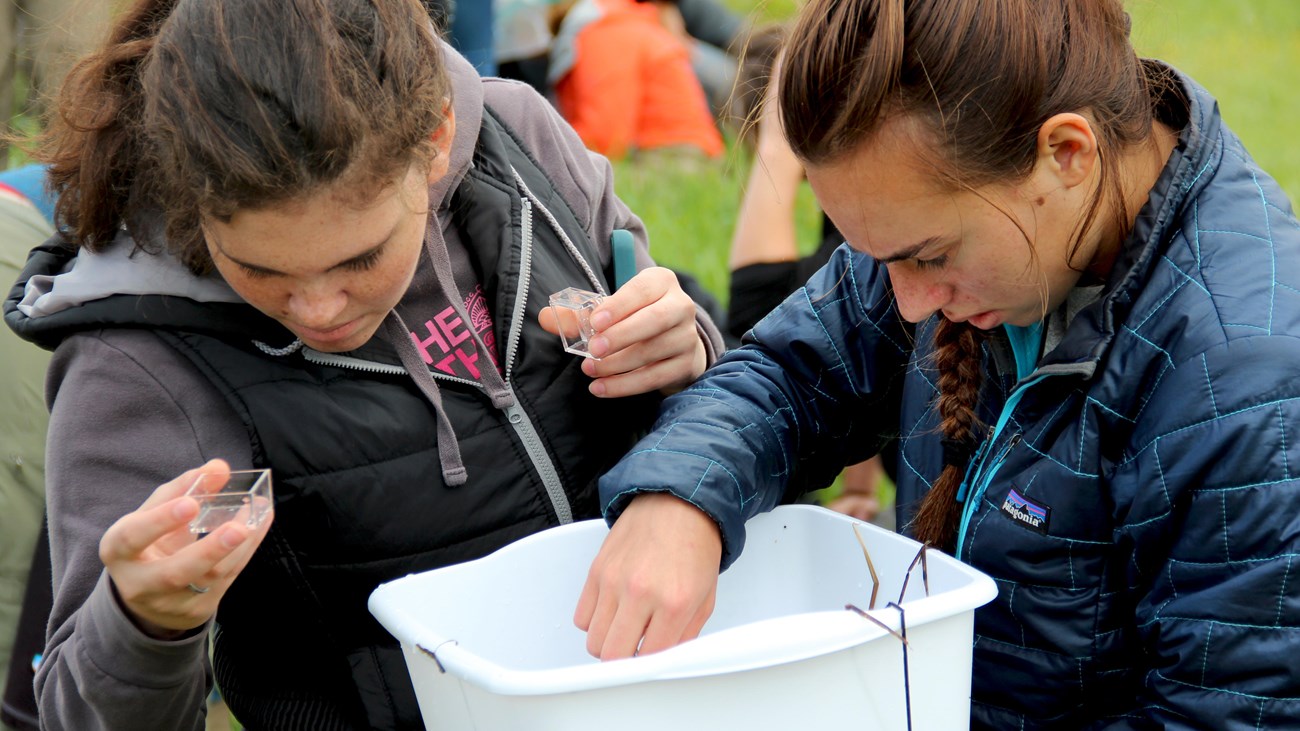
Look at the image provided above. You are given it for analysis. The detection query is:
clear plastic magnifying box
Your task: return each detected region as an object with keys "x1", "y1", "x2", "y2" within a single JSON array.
[
  {"x1": 185, "y1": 468, "x2": 274, "y2": 535},
  {"x1": 549, "y1": 287, "x2": 605, "y2": 360}
]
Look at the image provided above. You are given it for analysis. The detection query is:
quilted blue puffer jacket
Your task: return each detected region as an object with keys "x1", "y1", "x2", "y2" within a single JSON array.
[{"x1": 599, "y1": 69, "x2": 1300, "y2": 729}]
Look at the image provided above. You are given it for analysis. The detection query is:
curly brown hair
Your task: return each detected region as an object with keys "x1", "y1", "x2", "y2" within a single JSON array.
[{"x1": 38, "y1": 0, "x2": 451, "y2": 274}]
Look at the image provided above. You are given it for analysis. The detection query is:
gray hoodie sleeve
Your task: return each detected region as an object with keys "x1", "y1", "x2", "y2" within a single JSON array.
[
  {"x1": 482, "y1": 78, "x2": 726, "y2": 365},
  {"x1": 37, "y1": 329, "x2": 253, "y2": 731}
]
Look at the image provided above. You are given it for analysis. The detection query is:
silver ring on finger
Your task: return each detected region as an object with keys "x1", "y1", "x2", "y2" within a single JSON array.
[{"x1": 187, "y1": 583, "x2": 211, "y2": 594}]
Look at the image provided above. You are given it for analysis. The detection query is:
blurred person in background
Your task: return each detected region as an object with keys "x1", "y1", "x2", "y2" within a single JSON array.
[
  {"x1": 670, "y1": 0, "x2": 746, "y2": 118},
  {"x1": 497, "y1": 0, "x2": 745, "y2": 110},
  {"x1": 495, "y1": 0, "x2": 569, "y2": 94},
  {"x1": 548, "y1": 0, "x2": 725, "y2": 160},
  {"x1": 0, "y1": 164, "x2": 53, "y2": 731},
  {"x1": 447, "y1": 0, "x2": 497, "y2": 75}
]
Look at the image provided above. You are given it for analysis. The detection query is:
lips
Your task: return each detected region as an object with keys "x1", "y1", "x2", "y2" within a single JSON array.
[
  {"x1": 944, "y1": 310, "x2": 1000, "y2": 330},
  {"x1": 291, "y1": 317, "x2": 363, "y2": 345}
]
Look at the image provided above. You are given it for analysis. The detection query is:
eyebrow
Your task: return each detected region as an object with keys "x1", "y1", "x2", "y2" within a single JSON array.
[
  {"x1": 212, "y1": 227, "x2": 396, "y2": 276},
  {"x1": 876, "y1": 236, "x2": 946, "y2": 264}
]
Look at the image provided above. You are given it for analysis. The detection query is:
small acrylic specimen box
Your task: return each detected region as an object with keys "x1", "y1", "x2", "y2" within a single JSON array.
[
  {"x1": 549, "y1": 287, "x2": 605, "y2": 359},
  {"x1": 185, "y1": 468, "x2": 274, "y2": 535}
]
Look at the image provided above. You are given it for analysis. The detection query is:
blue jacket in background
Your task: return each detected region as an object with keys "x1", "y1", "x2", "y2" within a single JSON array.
[
  {"x1": 0, "y1": 165, "x2": 55, "y2": 225},
  {"x1": 599, "y1": 68, "x2": 1300, "y2": 729}
]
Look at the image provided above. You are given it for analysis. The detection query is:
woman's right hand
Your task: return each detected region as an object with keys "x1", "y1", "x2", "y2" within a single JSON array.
[
  {"x1": 574, "y1": 492, "x2": 722, "y2": 660},
  {"x1": 98, "y1": 459, "x2": 274, "y2": 639}
]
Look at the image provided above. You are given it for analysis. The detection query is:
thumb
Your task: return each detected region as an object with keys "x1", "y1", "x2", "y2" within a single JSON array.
[{"x1": 538, "y1": 305, "x2": 561, "y2": 336}]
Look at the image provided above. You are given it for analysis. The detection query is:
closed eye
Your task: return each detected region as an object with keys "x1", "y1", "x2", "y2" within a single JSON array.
[
  {"x1": 340, "y1": 248, "x2": 383, "y2": 272},
  {"x1": 913, "y1": 254, "x2": 948, "y2": 271},
  {"x1": 237, "y1": 262, "x2": 279, "y2": 279},
  {"x1": 219, "y1": 240, "x2": 387, "y2": 278}
]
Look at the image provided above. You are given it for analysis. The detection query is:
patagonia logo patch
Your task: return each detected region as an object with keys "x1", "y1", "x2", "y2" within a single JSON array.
[{"x1": 1001, "y1": 488, "x2": 1050, "y2": 535}]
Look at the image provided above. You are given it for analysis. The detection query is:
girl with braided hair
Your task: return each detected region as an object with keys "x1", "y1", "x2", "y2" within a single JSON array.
[{"x1": 576, "y1": 0, "x2": 1300, "y2": 727}]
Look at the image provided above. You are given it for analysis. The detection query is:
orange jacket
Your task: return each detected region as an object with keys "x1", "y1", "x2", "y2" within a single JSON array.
[{"x1": 554, "y1": 0, "x2": 723, "y2": 159}]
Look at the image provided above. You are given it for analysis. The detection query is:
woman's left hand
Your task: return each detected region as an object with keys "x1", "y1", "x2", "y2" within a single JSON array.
[{"x1": 540, "y1": 267, "x2": 707, "y2": 397}]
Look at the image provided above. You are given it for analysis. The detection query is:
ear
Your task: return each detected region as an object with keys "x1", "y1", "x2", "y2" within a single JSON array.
[
  {"x1": 426, "y1": 102, "x2": 457, "y2": 185},
  {"x1": 1035, "y1": 113, "x2": 1098, "y2": 190}
]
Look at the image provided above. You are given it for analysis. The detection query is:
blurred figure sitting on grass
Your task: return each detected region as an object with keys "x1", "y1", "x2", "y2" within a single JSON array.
[
  {"x1": 549, "y1": 0, "x2": 724, "y2": 160},
  {"x1": 498, "y1": 0, "x2": 746, "y2": 119}
]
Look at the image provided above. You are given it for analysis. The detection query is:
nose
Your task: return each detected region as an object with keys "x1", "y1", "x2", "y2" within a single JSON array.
[
  {"x1": 286, "y1": 281, "x2": 348, "y2": 329},
  {"x1": 887, "y1": 265, "x2": 952, "y2": 324}
]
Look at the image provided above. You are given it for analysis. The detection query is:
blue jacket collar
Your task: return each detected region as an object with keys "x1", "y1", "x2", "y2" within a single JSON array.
[{"x1": 1040, "y1": 64, "x2": 1219, "y2": 375}]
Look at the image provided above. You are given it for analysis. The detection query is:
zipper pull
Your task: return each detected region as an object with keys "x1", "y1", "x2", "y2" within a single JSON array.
[{"x1": 993, "y1": 432, "x2": 1023, "y2": 465}]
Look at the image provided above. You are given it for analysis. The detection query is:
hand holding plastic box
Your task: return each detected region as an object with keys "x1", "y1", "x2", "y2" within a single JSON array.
[{"x1": 548, "y1": 287, "x2": 605, "y2": 359}]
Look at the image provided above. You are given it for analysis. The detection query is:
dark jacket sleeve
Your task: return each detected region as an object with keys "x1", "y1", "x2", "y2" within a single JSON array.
[
  {"x1": 37, "y1": 330, "x2": 253, "y2": 731},
  {"x1": 598, "y1": 246, "x2": 911, "y2": 569}
]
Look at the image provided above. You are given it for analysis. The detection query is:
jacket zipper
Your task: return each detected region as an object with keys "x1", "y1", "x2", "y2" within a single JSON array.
[
  {"x1": 501, "y1": 194, "x2": 574, "y2": 523},
  {"x1": 294, "y1": 191, "x2": 577, "y2": 526},
  {"x1": 954, "y1": 321, "x2": 1107, "y2": 555},
  {"x1": 956, "y1": 325, "x2": 1044, "y2": 555},
  {"x1": 956, "y1": 386, "x2": 1038, "y2": 558},
  {"x1": 502, "y1": 198, "x2": 533, "y2": 380}
]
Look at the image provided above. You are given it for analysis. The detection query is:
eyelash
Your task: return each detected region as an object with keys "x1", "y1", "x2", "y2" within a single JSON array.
[
  {"x1": 342, "y1": 248, "x2": 383, "y2": 272},
  {"x1": 913, "y1": 254, "x2": 948, "y2": 271},
  {"x1": 239, "y1": 264, "x2": 276, "y2": 280},
  {"x1": 235, "y1": 248, "x2": 383, "y2": 279}
]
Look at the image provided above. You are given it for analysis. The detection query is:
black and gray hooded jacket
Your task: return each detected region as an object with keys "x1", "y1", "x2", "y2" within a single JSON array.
[{"x1": 4, "y1": 47, "x2": 721, "y2": 731}]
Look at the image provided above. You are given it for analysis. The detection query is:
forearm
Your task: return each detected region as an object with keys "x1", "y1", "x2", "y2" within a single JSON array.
[
  {"x1": 603, "y1": 249, "x2": 907, "y2": 566},
  {"x1": 39, "y1": 331, "x2": 252, "y2": 728},
  {"x1": 600, "y1": 343, "x2": 861, "y2": 569},
  {"x1": 729, "y1": 142, "x2": 805, "y2": 270}
]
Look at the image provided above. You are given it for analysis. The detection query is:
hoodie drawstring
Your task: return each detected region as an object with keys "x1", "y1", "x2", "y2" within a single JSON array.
[{"x1": 386, "y1": 313, "x2": 470, "y2": 486}]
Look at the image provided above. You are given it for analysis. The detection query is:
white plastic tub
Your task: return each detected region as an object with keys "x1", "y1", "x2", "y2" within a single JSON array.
[{"x1": 369, "y1": 504, "x2": 997, "y2": 730}]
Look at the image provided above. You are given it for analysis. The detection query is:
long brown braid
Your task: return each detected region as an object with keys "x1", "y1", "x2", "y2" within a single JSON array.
[{"x1": 911, "y1": 317, "x2": 988, "y2": 551}]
